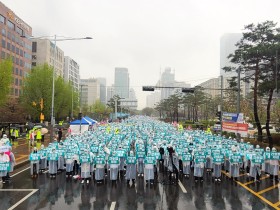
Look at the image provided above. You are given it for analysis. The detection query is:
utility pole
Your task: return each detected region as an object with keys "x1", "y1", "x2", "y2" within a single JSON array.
[{"x1": 237, "y1": 67, "x2": 241, "y2": 113}]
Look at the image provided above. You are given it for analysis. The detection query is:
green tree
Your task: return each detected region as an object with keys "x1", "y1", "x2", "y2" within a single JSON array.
[
  {"x1": 141, "y1": 107, "x2": 155, "y2": 117},
  {"x1": 21, "y1": 64, "x2": 78, "y2": 122},
  {"x1": 0, "y1": 59, "x2": 13, "y2": 106},
  {"x1": 223, "y1": 21, "x2": 280, "y2": 145}
]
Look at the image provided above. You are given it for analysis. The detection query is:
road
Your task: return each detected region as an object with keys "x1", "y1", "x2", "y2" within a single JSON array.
[{"x1": 0, "y1": 163, "x2": 279, "y2": 210}]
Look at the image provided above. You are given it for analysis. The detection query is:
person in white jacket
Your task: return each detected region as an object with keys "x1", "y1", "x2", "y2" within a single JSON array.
[{"x1": 0, "y1": 148, "x2": 10, "y2": 183}]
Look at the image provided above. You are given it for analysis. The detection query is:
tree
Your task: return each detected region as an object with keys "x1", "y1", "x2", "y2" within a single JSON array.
[
  {"x1": 0, "y1": 59, "x2": 13, "y2": 106},
  {"x1": 21, "y1": 64, "x2": 77, "y2": 122},
  {"x1": 141, "y1": 107, "x2": 155, "y2": 117},
  {"x1": 224, "y1": 21, "x2": 280, "y2": 145},
  {"x1": 90, "y1": 100, "x2": 111, "y2": 120}
]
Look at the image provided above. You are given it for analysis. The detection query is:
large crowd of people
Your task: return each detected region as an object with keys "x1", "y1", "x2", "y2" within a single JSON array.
[{"x1": 1, "y1": 116, "x2": 280, "y2": 186}]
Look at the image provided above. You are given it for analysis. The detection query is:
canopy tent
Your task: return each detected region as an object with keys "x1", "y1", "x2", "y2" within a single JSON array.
[
  {"x1": 84, "y1": 116, "x2": 98, "y2": 124},
  {"x1": 69, "y1": 117, "x2": 92, "y2": 134}
]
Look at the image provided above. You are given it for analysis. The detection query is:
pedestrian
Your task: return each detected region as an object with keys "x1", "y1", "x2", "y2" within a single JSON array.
[
  {"x1": 95, "y1": 154, "x2": 106, "y2": 184},
  {"x1": 29, "y1": 147, "x2": 40, "y2": 178},
  {"x1": 108, "y1": 151, "x2": 119, "y2": 182},
  {"x1": 58, "y1": 129, "x2": 63, "y2": 141},
  {"x1": 144, "y1": 151, "x2": 156, "y2": 185},
  {"x1": 270, "y1": 147, "x2": 280, "y2": 182},
  {"x1": 263, "y1": 147, "x2": 271, "y2": 176},
  {"x1": 167, "y1": 147, "x2": 179, "y2": 182},
  {"x1": 136, "y1": 146, "x2": 145, "y2": 177},
  {"x1": 250, "y1": 151, "x2": 263, "y2": 182},
  {"x1": 80, "y1": 149, "x2": 91, "y2": 184},
  {"x1": 182, "y1": 148, "x2": 192, "y2": 178},
  {"x1": 29, "y1": 130, "x2": 35, "y2": 146},
  {"x1": 125, "y1": 151, "x2": 137, "y2": 185},
  {"x1": 48, "y1": 148, "x2": 59, "y2": 178},
  {"x1": 212, "y1": 151, "x2": 223, "y2": 183},
  {"x1": 0, "y1": 147, "x2": 10, "y2": 184},
  {"x1": 7, "y1": 147, "x2": 15, "y2": 181},
  {"x1": 229, "y1": 146, "x2": 241, "y2": 181},
  {"x1": 39, "y1": 145, "x2": 47, "y2": 172},
  {"x1": 194, "y1": 148, "x2": 205, "y2": 183}
]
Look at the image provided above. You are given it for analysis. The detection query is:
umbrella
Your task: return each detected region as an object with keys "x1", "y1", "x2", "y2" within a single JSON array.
[{"x1": 41, "y1": 128, "x2": 48, "y2": 135}]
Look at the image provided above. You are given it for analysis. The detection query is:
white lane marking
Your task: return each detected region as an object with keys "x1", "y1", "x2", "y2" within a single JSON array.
[
  {"x1": 0, "y1": 189, "x2": 36, "y2": 191},
  {"x1": 11, "y1": 167, "x2": 30, "y2": 177},
  {"x1": 178, "y1": 180, "x2": 187, "y2": 193},
  {"x1": 7, "y1": 189, "x2": 38, "y2": 210},
  {"x1": 110, "y1": 201, "x2": 116, "y2": 210}
]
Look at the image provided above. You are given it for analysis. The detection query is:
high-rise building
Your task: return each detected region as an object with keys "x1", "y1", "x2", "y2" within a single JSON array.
[
  {"x1": 106, "y1": 86, "x2": 115, "y2": 103},
  {"x1": 0, "y1": 2, "x2": 32, "y2": 98},
  {"x1": 160, "y1": 67, "x2": 175, "y2": 100},
  {"x1": 80, "y1": 78, "x2": 100, "y2": 107},
  {"x1": 114, "y1": 67, "x2": 129, "y2": 99},
  {"x1": 198, "y1": 77, "x2": 221, "y2": 98},
  {"x1": 64, "y1": 56, "x2": 80, "y2": 91},
  {"x1": 96, "y1": 77, "x2": 107, "y2": 105},
  {"x1": 32, "y1": 38, "x2": 64, "y2": 77},
  {"x1": 220, "y1": 33, "x2": 251, "y2": 97}
]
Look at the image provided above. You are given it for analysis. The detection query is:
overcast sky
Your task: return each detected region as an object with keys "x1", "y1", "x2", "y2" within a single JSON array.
[{"x1": 2, "y1": 0, "x2": 280, "y2": 109}]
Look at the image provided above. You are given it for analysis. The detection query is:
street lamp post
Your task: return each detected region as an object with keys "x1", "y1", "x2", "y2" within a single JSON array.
[{"x1": 21, "y1": 35, "x2": 92, "y2": 141}]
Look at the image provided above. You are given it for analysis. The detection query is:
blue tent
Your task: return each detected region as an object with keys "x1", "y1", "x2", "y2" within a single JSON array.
[
  {"x1": 84, "y1": 116, "x2": 97, "y2": 124},
  {"x1": 70, "y1": 117, "x2": 92, "y2": 125}
]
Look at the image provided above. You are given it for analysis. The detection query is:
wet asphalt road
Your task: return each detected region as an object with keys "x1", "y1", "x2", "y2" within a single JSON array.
[{"x1": 0, "y1": 164, "x2": 278, "y2": 210}]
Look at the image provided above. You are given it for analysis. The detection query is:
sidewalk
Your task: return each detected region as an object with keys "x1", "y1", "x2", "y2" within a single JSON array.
[{"x1": 12, "y1": 136, "x2": 51, "y2": 169}]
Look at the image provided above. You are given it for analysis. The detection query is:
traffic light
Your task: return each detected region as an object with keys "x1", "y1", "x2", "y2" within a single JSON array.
[
  {"x1": 78, "y1": 112, "x2": 82, "y2": 120},
  {"x1": 216, "y1": 111, "x2": 221, "y2": 121},
  {"x1": 182, "y1": 88, "x2": 194, "y2": 93},
  {"x1": 142, "y1": 86, "x2": 155, "y2": 91}
]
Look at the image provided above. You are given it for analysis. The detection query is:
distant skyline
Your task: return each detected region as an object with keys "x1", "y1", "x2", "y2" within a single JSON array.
[{"x1": 2, "y1": 0, "x2": 280, "y2": 109}]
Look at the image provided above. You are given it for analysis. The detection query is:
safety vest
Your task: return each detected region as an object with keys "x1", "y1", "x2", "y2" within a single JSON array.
[{"x1": 36, "y1": 130, "x2": 42, "y2": 140}]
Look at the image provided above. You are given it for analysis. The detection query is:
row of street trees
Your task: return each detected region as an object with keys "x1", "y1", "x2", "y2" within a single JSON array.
[{"x1": 150, "y1": 21, "x2": 280, "y2": 148}]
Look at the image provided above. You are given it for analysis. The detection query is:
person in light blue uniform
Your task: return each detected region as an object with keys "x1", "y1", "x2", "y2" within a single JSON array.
[
  {"x1": 80, "y1": 149, "x2": 91, "y2": 184},
  {"x1": 39, "y1": 145, "x2": 47, "y2": 172},
  {"x1": 270, "y1": 147, "x2": 279, "y2": 182},
  {"x1": 144, "y1": 151, "x2": 156, "y2": 184},
  {"x1": 194, "y1": 151, "x2": 205, "y2": 183},
  {"x1": 29, "y1": 147, "x2": 40, "y2": 178},
  {"x1": 229, "y1": 146, "x2": 241, "y2": 181},
  {"x1": 263, "y1": 147, "x2": 271, "y2": 176},
  {"x1": 136, "y1": 147, "x2": 145, "y2": 177},
  {"x1": 48, "y1": 148, "x2": 59, "y2": 178},
  {"x1": 182, "y1": 148, "x2": 192, "y2": 178},
  {"x1": 95, "y1": 154, "x2": 106, "y2": 184},
  {"x1": 125, "y1": 151, "x2": 137, "y2": 185},
  {"x1": 108, "y1": 152, "x2": 119, "y2": 182}
]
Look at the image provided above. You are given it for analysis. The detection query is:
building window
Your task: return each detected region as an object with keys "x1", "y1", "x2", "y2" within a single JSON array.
[
  {"x1": 32, "y1": 55, "x2": 36, "y2": 60},
  {"x1": 1, "y1": 28, "x2": 5, "y2": 36},
  {"x1": 16, "y1": 47, "x2": 19, "y2": 55},
  {"x1": 32, "y1": 62, "x2": 36, "y2": 67},
  {"x1": 7, "y1": 32, "x2": 11, "y2": 40},
  {"x1": 7, "y1": 20, "x2": 15, "y2": 30},
  {"x1": 2, "y1": 39, "x2": 6, "y2": 48},
  {"x1": 16, "y1": 27, "x2": 23, "y2": 36},
  {"x1": 10, "y1": 88, "x2": 14, "y2": 95},
  {"x1": 0, "y1": 15, "x2": 5, "y2": 24},
  {"x1": 32, "y1": 42, "x2": 37, "y2": 53},
  {"x1": 20, "y1": 59, "x2": 24, "y2": 67},
  {"x1": 20, "y1": 49, "x2": 23, "y2": 57},
  {"x1": 19, "y1": 69, "x2": 22, "y2": 76},
  {"x1": 11, "y1": 45, "x2": 15, "y2": 52},
  {"x1": 7, "y1": 42, "x2": 10, "y2": 50},
  {"x1": 16, "y1": 58, "x2": 19, "y2": 65},
  {"x1": 15, "y1": 78, "x2": 18, "y2": 86},
  {"x1": 11, "y1": 34, "x2": 15, "y2": 42},
  {"x1": 19, "y1": 79, "x2": 22, "y2": 86},
  {"x1": 1, "y1": 51, "x2": 5, "y2": 59}
]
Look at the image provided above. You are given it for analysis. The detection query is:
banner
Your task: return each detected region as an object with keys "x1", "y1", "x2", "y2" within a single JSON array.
[
  {"x1": 222, "y1": 112, "x2": 244, "y2": 123},
  {"x1": 222, "y1": 122, "x2": 248, "y2": 135}
]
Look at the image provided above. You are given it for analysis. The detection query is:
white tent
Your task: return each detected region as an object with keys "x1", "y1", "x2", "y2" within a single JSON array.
[{"x1": 69, "y1": 117, "x2": 92, "y2": 134}]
